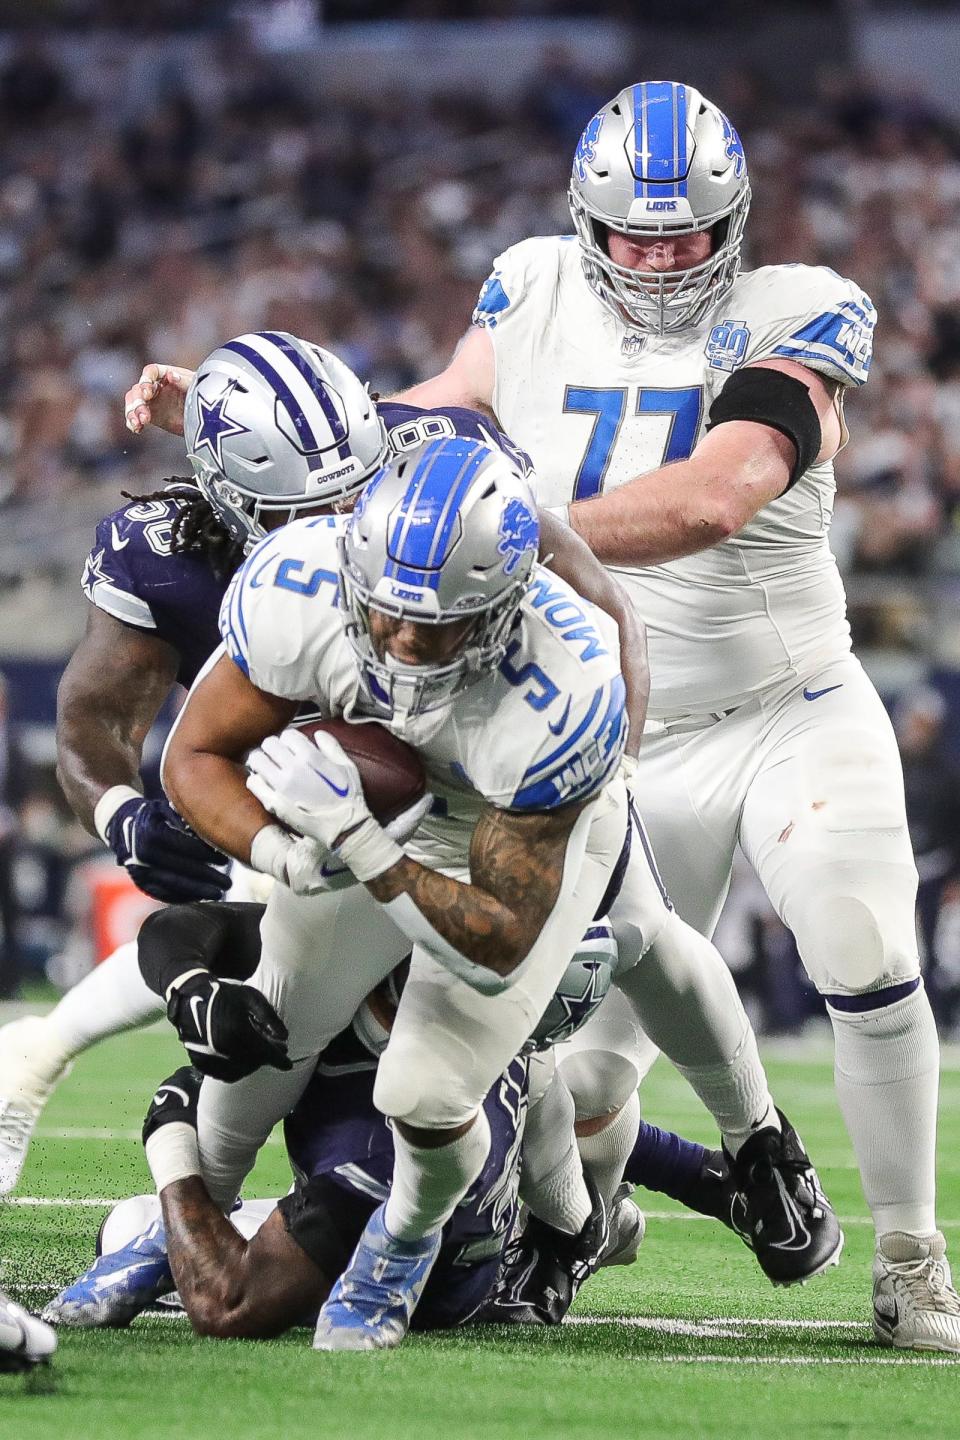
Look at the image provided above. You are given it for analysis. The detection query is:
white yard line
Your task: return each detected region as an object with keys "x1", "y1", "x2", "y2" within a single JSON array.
[{"x1": 8, "y1": 1195, "x2": 960, "y2": 1232}]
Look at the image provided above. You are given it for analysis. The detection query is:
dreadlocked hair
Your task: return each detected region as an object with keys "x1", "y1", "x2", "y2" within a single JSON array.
[{"x1": 121, "y1": 480, "x2": 246, "y2": 582}]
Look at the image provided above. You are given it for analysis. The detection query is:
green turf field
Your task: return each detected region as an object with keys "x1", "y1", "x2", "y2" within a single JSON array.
[{"x1": 2, "y1": 1018, "x2": 958, "y2": 1439}]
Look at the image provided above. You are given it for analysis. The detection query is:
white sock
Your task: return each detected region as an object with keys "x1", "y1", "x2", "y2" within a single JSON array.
[
  {"x1": 829, "y1": 985, "x2": 938, "y2": 1238},
  {"x1": 675, "y1": 1026, "x2": 780, "y2": 1158},
  {"x1": 618, "y1": 913, "x2": 778, "y2": 1153},
  {"x1": 46, "y1": 941, "x2": 163, "y2": 1063},
  {"x1": 520, "y1": 1069, "x2": 592, "y2": 1234},
  {"x1": 384, "y1": 1110, "x2": 491, "y2": 1242},
  {"x1": 576, "y1": 1090, "x2": 641, "y2": 1209}
]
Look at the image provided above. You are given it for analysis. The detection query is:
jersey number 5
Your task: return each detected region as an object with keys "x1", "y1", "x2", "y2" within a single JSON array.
[{"x1": 563, "y1": 385, "x2": 703, "y2": 500}]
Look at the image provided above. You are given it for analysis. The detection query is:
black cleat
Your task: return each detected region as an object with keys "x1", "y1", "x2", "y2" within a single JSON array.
[
  {"x1": 475, "y1": 1174, "x2": 609, "y2": 1325},
  {"x1": 724, "y1": 1108, "x2": 843, "y2": 1286}
]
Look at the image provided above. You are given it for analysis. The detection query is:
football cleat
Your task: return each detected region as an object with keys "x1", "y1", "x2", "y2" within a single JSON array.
[
  {"x1": 873, "y1": 1231, "x2": 960, "y2": 1354},
  {"x1": 0, "y1": 1290, "x2": 57, "y2": 1372},
  {"x1": 312, "y1": 1205, "x2": 441, "y2": 1352},
  {"x1": 0, "y1": 1016, "x2": 72, "y2": 1194},
  {"x1": 41, "y1": 1217, "x2": 174, "y2": 1328},
  {"x1": 475, "y1": 1173, "x2": 608, "y2": 1325},
  {"x1": 598, "y1": 1182, "x2": 646, "y2": 1268},
  {"x1": 724, "y1": 1109, "x2": 842, "y2": 1286}
]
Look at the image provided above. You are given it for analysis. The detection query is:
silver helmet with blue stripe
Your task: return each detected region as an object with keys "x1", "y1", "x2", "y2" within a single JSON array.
[
  {"x1": 184, "y1": 331, "x2": 388, "y2": 550},
  {"x1": 569, "y1": 81, "x2": 751, "y2": 335},
  {"x1": 340, "y1": 435, "x2": 539, "y2": 718}
]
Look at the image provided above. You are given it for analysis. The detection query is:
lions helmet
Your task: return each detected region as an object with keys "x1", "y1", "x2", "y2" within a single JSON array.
[
  {"x1": 185, "y1": 331, "x2": 388, "y2": 550},
  {"x1": 569, "y1": 81, "x2": 750, "y2": 335},
  {"x1": 340, "y1": 435, "x2": 539, "y2": 719},
  {"x1": 526, "y1": 921, "x2": 617, "y2": 1053}
]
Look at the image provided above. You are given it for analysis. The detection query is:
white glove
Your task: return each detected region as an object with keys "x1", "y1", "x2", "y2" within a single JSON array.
[
  {"x1": 249, "y1": 825, "x2": 350, "y2": 896},
  {"x1": 247, "y1": 728, "x2": 431, "y2": 883}
]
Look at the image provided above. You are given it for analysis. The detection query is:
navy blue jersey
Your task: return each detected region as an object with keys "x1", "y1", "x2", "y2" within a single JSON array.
[
  {"x1": 80, "y1": 491, "x2": 228, "y2": 688},
  {"x1": 377, "y1": 402, "x2": 534, "y2": 480},
  {"x1": 283, "y1": 1024, "x2": 528, "y2": 1330},
  {"x1": 80, "y1": 407, "x2": 531, "y2": 692}
]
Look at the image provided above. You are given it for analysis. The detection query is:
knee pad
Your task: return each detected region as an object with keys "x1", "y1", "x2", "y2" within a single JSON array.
[
  {"x1": 558, "y1": 1047, "x2": 640, "y2": 1123},
  {"x1": 784, "y1": 860, "x2": 920, "y2": 996}
]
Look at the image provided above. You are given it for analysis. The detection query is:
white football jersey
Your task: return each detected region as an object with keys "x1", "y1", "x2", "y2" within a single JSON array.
[
  {"x1": 220, "y1": 515, "x2": 627, "y2": 863},
  {"x1": 473, "y1": 237, "x2": 876, "y2": 718}
]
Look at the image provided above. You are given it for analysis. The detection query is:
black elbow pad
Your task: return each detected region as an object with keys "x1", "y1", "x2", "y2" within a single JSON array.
[{"x1": 705, "y1": 367, "x2": 822, "y2": 488}]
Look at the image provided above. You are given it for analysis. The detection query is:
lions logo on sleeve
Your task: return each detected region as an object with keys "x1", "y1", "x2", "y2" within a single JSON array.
[{"x1": 729, "y1": 265, "x2": 876, "y2": 390}]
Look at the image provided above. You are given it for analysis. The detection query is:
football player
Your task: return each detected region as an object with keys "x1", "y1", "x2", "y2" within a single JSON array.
[
  {"x1": 42, "y1": 902, "x2": 618, "y2": 1335},
  {"x1": 394, "y1": 82, "x2": 957, "y2": 1351},
  {"x1": 0, "y1": 334, "x2": 646, "y2": 1195},
  {"x1": 122, "y1": 83, "x2": 957, "y2": 1349},
  {"x1": 122, "y1": 335, "x2": 842, "y2": 1302}
]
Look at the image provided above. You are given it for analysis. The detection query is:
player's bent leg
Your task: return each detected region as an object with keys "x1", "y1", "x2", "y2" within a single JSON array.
[
  {"x1": 318, "y1": 792, "x2": 627, "y2": 1349},
  {"x1": 197, "y1": 883, "x2": 409, "y2": 1210},
  {"x1": 0, "y1": 941, "x2": 162, "y2": 1193}
]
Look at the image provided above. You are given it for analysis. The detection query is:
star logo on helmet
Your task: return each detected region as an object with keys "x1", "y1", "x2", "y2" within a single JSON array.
[
  {"x1": 192, "y1": 389, "x2": 250, "y2": 470},
  {"x1": 497, "y1": 498, "x2": 538, "y2": 576},
  {"x1": 551, "y1": 961, "x2": 607, "y2": 1042}
]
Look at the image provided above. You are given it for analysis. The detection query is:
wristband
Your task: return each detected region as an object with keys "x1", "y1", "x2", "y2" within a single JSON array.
[
  {"x1": 145, "y1": 1122, "x2": 201, "y2": 1193},
  {"x1": 545, "y1": 504, "x2": 571, "y2": 528},
  {"x1": 335, "y1": 816, "x2": 404, "y2": 882},
  {"x1": 249, "y1": 823, "x2": 294, "y2": 882},
  {"x1": 93, "y1": 785, "x2": 142, "y2": 845}
]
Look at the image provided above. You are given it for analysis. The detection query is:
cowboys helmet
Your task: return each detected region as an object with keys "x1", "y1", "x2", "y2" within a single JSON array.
[
  {"x1": 340, "y1": 435, "x2": 539, "y2": 718},
  {"x1": 569, "y1": 80, "x2": 751, "y2": 335},
  {"x1": 526, "y1": 921, "x2": 616, "y2": 1053},
  {"x1": 184, "y1": 331, "x2": 388, "y2": 550}
]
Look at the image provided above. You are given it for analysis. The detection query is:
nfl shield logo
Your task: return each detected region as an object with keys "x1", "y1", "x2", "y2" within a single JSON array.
[{"x1": 705, "y1": 320, "x2": 750, "y2": 372}]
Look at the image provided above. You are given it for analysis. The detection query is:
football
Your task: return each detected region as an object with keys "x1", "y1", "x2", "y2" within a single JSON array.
[{"x1": 295, "y1": 717, "x2": 427, "y2": 825}]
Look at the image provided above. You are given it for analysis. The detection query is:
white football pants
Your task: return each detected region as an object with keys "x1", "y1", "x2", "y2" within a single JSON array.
[{"x1": 196, "y1": 782, "x2": 628, "y2": 1209}]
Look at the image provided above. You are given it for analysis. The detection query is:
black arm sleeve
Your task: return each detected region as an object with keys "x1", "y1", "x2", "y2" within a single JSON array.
[
  {"x1": 137, "y1": 901, "x2": 266, "y2": 997},
  {"x1": 706, "y1": 366, "x2": 823, "y2": 489}
]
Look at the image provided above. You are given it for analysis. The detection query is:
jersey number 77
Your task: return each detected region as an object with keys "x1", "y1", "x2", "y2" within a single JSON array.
[{"x1": 563, "y1": 385, "x2": 704, "y2": 500}]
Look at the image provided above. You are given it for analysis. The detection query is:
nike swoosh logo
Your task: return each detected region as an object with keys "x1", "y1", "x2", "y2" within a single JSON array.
[
  {"x1": 548, "y1": 697, "x2": 572, "y2": 736},
  {"x1": 111, "y1": 523, "x2": 130, "y2": 550},
  {"x1": 189, "y1": 994, "x2": 206, "y2": 1039},
  {"x1": 803, "y1": 684, "x2": 843, "y2": 702},
  {"x1": 321, "y1": 774, "x2": 351, "y2": 798}
]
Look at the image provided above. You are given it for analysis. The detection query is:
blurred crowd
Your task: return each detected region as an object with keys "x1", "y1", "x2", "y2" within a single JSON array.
[
  {"x1": 2, "y1": 33, "x2": 960, "y2": 585},
  {"x1": 3, "y1": 20, "x2": 960, "y2": 1023}
]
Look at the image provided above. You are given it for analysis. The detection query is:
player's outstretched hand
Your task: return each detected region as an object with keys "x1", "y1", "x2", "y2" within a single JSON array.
[
  {"x1": 104, "y1": 794, "x2": 231, "y2": 904},
  {"x1": 166, "y1": 972, "x2": 292, "y2": 1082},
  {"x1": 123, "y1": 363, "x2": 194, "y2": 436}
]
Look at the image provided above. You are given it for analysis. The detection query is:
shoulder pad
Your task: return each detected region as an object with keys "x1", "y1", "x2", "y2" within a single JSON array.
[{"x1": 724, "y1": 265, "x2": 875, "y2": 388}]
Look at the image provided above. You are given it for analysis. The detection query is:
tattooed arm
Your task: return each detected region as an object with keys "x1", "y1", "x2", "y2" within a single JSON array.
[
  {"x1": 160, "y1": 1177, "x2": 328, "y2": 1339},
  {"x1": 366, "y1": 799, "x2": 591, "y2": 983}
]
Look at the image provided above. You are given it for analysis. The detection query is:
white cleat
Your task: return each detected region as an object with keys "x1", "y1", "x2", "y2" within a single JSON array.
[
  {"x1": 873, "y1": 1231, "x2": 960, "y2": 1355},
  {"x1": 0, "y1": 1016, "x2": 71, "y2": 1194},
  {"x1": 599, "y1": 1182, "x2": 646, "y2": 1268},
  {"x1": 0, "y1": 1290, "x2": 57, "y2": 1371}
]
